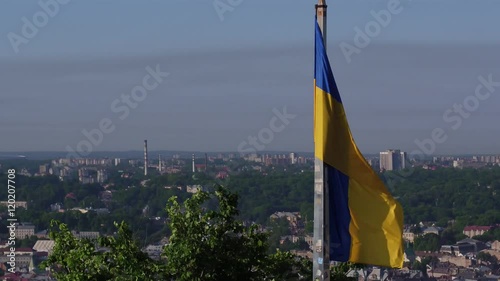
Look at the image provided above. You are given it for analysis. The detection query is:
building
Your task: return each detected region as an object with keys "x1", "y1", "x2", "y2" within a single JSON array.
[
  {"x1": 15, "y1": 223, "x2": 35, "y2": 239},
  {"x1": 400, "y1": 151, "x2": 408, "y2": 169},
  {"x1": 0, "y1": 201, "x2": 28, "y2": 210},
  {"x1": 97, "y1": 169, "x2": 108, "y2": 183},
  {"x1": 78, "y1": 168, "x2": 97, "y2": 184},
  {"x1": 423, "y1": 226, "x2": 443, "y2": 236},
  {"x1": 35, "y1": 230, "x2": 49, "y2": 238},
  {"x1": 305, "y1": 235, "x2": 314, "y2": 249},
  {"x1": 18, "y1": 168, "x2": 32, "y2": 177},
  {"x1": 440, "y1": 238, "x2": 487, "y2": 256},
  {"x1": 0, "y1": 247, "x2": 35, "y2": 272},
  {"x1": 463, "y1": 225, "x2": 492, "y2": 238},
  {"x1": 186, "y1": 185, "x2": 203, "y2": 194},
  {"x1": 39, "y1": 164, "x2": 50, "y2": 175},
  {"x1": 33, "y1": 240, "x2": 55, "y2": 254},
  {"x1": 492, "y1": 240, "x2": 500, "y2": 251},
  {"x1": 270, "y1": 211, "x2": 301, "y2": 227},
  {"x1": 143, "y1": 244, "x2": 164, "y2": 260},
  {"x1": 403, "y1": 228, "x2": 416, "y2": 243},
  {"x1": 453, "y1": 160, "x2": 463, "y2": 168},
  {"x1": 71, "y1": 231, "x2": 100, "y2": 240},
  {"x1": 380, "y1": 149, "x2": 407, "y2": 171}
]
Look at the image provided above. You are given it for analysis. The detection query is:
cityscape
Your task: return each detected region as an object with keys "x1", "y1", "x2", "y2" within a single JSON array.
[
  {"x1": 1, "y1": 144, "x2": 500, "y2": 279},
  {"x1": 1, "y1": 0, "x2": 500, "y2": 280}
]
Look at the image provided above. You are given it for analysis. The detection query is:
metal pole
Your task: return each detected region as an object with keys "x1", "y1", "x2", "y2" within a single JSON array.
[
  {"x1": 317, "y1": 0, "x2": 327, "y2": 45},
  {"x1": 313, "y1": 1, "x2": 329, "y2": 281}
]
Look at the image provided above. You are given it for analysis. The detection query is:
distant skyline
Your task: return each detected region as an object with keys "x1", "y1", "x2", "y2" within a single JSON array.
[
  {"x1": 1, "y1": 0, "x2": 500, "y2": 154},
  {"x1": 1, "y1": 150, "x2": 498, "y2": 162}
]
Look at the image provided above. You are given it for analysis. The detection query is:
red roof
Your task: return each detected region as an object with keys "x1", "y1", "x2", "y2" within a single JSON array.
[
  {"x1": 65, "y1": 192, "x2": 77, "y2": 200},
  {"x1": 463, "y1": 225, "x2": 492, "y2": 231},
  {"x1": 216, "y1": 171, "x2": 229, "y2": 179},
  {"x1": 0, "y1": 247, "x2": 34, "y2": 253}
]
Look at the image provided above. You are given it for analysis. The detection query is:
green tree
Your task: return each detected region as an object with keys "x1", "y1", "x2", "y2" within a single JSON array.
[
  {"x1": 164, "y1": 185, "x2": 309, "y2": 280},
  {"x1": 476, "y1": 252, "x2": 498, "y2": 265},
  {"x1": 17, "y1": 235, "x2": 41, "y2": 248},
  {"x1": 41, "y1": 221, "x2": 165, "y2": 280},
  {"x1": 411, "y1": 258, "x2": 428, "y2": 277},
  {"x1": 440, "y1": 228, "x2": 458, "y2": 245},
  {"x1": 414, "y1": 234, "x2": 440, "y2": 251},
  {"x1": 43, "y1": 186, "x2": 312, "y2": 280},
  {"x1": 330, "y1": 262, "x2": 364, "y2": 281}
]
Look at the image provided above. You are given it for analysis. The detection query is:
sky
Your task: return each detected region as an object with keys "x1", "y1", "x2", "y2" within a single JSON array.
[{"x1": 1, "y1": 0, "x2": 500, "y2": 155}]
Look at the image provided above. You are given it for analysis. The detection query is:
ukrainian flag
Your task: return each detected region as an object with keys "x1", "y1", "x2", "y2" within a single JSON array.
[{"x1": 314, "y1": 20, "x2": 404, "y2": 268}]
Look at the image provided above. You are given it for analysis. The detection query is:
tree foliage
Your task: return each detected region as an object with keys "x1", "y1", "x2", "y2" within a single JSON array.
[
  {"x1": 42, "y1": 221, "x2": 164, "y2": 280},
  {"x1": 330, "y1": 262, "x2": 365, "y2": 281},
  {"x1": 386, "y1": 167, "x2": 500, "y2": 226},
  {"x1": 473, "y1": 227, "x2": 500, "y2": 242},
  {"x1": 476, "y1": 252, "x2": 498, "y2": 265},
  {"x1": 164, "y1": 185, "x2": 310, "y2": 280},
  {"x1": 43, "y1": 186, "x2": 312, "y2": 280},
  {"x1": 413, "y1": 233, "x2": 441, "y2": 252}
]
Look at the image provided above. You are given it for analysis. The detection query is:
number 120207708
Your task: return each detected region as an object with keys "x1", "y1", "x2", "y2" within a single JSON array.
[{"x1": 7, "y1": 169, "x2": 17, "y2": 218}]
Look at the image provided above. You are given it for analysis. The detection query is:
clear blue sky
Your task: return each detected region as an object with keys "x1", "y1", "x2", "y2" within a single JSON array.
[{"x1": 1, "y1": 0, "x2": 500, "y2": 154}]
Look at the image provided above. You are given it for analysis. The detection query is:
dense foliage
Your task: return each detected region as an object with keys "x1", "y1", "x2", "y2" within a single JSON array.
[
  {"x1": 42, "y1": 221, "x2": 164, "y2": 280},
  {"x1": 164, "y1": 186, "x2": 310, "y2": 280},
  {"x1": 413, "y1": 234, "x2": 441, "y2": 251},
  {"x1": 43, "y1": 186, "x2": 312, "y2": 281},
  {"x1": 384, "y1": 167, "x2": 500, "y2": 227},
  {"x1": 227, "y1": 170, "x2": 314, "y2": 224},
  {"x1": 2, "y1": 164, "x2": 500, "y2": 251},
  {"x1": 0, "y1": 168, "x2": 313, "y2": 246}
]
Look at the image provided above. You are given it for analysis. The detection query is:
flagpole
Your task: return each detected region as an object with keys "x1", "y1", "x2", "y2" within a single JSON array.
[{"x1": 313, "y1": 1, "x2": 329, "y2": 281}]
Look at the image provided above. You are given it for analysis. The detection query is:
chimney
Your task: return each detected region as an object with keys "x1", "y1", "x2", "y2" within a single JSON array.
[
  {"x1": 144, "y1": 140, "x2": 148, "y2": 176},
  {"x1": 205, "y1": 153, "x2": 208, "y2": 172},
  {"x1": 158, "y1": 154, "x2": 162, "y2": 172},
  {"x1": 192, "y1": 153, "x2": 195, "y2": 173}
]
